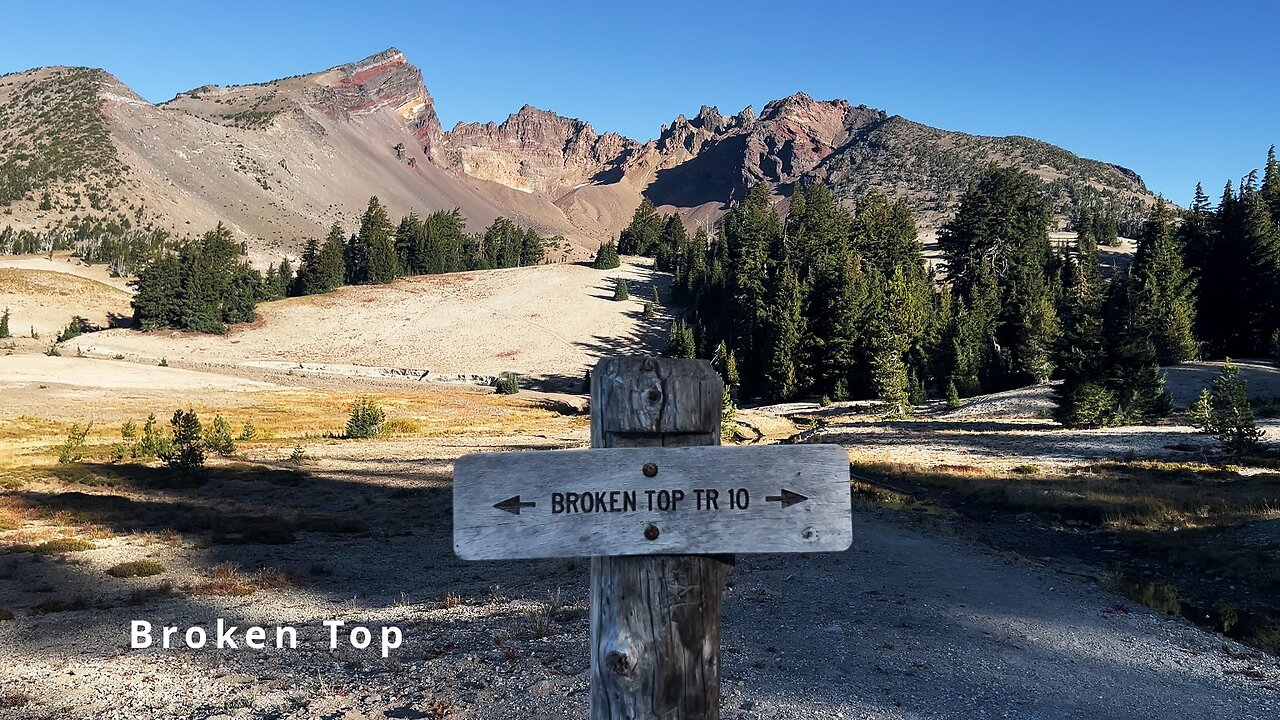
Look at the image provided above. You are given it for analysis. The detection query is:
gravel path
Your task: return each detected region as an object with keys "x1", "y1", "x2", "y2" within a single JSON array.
[{"x1": 2, "y1": 505, "x2": 1275, "y2": 719}]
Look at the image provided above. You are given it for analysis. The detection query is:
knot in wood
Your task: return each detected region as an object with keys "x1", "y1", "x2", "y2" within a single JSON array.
[
  {"x1": 646, "y1": 387, "x2": 663, "y2": 404},
  {"x1": 605, "y1": 648, "x2": 635, "y2": 675}
]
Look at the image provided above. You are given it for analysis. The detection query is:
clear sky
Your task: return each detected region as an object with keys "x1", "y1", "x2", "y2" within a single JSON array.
[{"x1": 2, "y1": 1, "x2": 1276, "y2": 205}]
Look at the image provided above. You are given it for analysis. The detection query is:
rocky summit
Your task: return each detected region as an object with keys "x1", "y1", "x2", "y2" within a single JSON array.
[{"x1": 0, "y1": 48, "x2": 1159, "y2": 259}]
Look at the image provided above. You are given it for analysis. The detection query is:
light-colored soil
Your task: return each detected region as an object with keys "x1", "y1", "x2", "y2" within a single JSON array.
[
  {"x1": 0, "y1": 256, "x2": 134, "y2": 337},
  {"x1": 80, "y1": 260, "x2": 669, "y2": 385}
]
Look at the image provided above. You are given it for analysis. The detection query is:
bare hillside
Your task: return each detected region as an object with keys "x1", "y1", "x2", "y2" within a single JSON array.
[{"x1": 79, "y1": 260, "x2": 669, "y2": 385}]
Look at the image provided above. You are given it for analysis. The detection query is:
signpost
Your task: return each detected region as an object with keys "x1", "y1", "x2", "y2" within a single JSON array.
[{"x1": 452, "y1": 357, "x2": 853, "y2": 719}]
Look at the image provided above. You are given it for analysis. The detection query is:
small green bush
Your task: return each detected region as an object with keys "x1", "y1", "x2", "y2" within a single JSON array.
[
  {"x1": 239, "y1": 421, "x2": 257, "y2": 441},
  {"x1": 345, "y1": 397, "x2": 385, "y2": 439},
  {"x1": 945, "y1": 379, "x2": 962, "y2": 411},
  {"x1": 593, "y1": 240, "x2": 620, "y2": 270},
  {"x1": 0, "y1": 307, "x2": 9, "y2": 339},
  {"x1": 56, "y1": 317, "x2": 85, "y2": 343},
  {"x1": 612, "y1": 278, "x2": 629, "y2": 301},
  {"x1": 162, "y1": 410, "x2": 205, "y2": 468},
  {"x1": 1190, "y1": 359, "x2": 1265, "y2": 455},
  {"x1": 107, "y1": 560, "x2": 164, "y2": 578},
  {"x1": 496, "y1": 373, "x2": 520, "y2": 395},
  {"x1": 203, "y1": 415, "x2": 235, "y2": 456},
  {"x1": 57, "y1": 422, "x2": 92, "y2": 464},
  {"x1": 642, "y1": 301, "x2": 655, "y2": 318}
]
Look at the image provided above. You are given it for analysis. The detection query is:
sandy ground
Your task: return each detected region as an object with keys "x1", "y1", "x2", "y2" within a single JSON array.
[
  {"x1": 79, "y1": 260, "x2": 669, "y2": 387},
  {"x1": 0, "y1": 423, "x2": 1276, "y2": 720},
  {"x1": 0, "y1": 256, "x2": 134, "y2": 337}
]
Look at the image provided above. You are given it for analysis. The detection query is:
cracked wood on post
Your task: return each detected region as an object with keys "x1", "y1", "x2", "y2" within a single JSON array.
[{"x1": 590, "y1": 357, "x2": 729, "y2": 720}]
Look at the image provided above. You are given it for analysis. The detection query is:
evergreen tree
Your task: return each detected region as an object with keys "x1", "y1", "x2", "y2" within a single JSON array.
[
  {"x1": 349, "y1": 197, "x2": 398, "y2": 284},
  {"x1": 941, "y1": 166, "x2": 1059, "y2": 390},
  {"x1": 655, "y1": 214, "x2": 689, "y2": 272},
  {"x1": 0, "y1": 307, "x2": 10, "y2": 339},
  {"x1": 869, "y1": 265, "x2": 929, "y2": 415},
  {"x1": 318, "y1": 223, "x2": 347, "y2": 290},
  {"x1": 1190, "y1": 359, "x2": 1265, "y2": 455},
  {"x1": 276, "y1": 258, "x2": 294, "y2": 299},
  {"x1": 1264, "y1": 145, "x2": 1280, "y2": 224},
  {"x1": 292, "y1": 237, "x2": 321, "y2": 296},
  {"x1": 618, "y1": 198, "x2": 663, "y2": 256},
  {"x1": 613, "y1": 277, "x2": 629, "y2": 301},
  {"x1": 132, "y1": 224, "x2": 261, "y2": 333},
  {"x1": 712, "y1": 340, "x2": 739, "y2": 386},
  {"x1": 663, "y1": 319, "x2": 697, "y2": 359},
  {"x1": 1128, "y1": 200, "x2": 1198, "y2": 364},
  {"x1": 761, "y1": 262, "x2": 805, "y2": 400},
  {"x1": 593, "y1": 239, "x2": 620, "y2": 270},
  {"x1": 163, "y1": 410, "x2": 205, "y2": 469},
  {"x1": 131, "y1": 253, "x2": 182, "y2": 330}
]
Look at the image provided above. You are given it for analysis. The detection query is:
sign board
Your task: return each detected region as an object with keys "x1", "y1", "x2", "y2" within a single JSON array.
[{"x1": 452, "y1": 443, "x2": 852, "y2": 560}]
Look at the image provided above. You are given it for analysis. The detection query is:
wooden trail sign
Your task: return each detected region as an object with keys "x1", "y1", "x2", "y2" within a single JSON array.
[
  {"x1": 453, "y1": 444, "x2": 852, "y2": 560},
  {"x1": 451, "y1": 357, "x2": 854, "y2": 720}
]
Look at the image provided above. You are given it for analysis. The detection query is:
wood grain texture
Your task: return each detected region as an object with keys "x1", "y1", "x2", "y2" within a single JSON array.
[
  {"x1": 589, "y1": 357, "x2": 728, "y2": 720},
  {"x1": 452, "y1": 445, "x2": 853, "y2": 560}
]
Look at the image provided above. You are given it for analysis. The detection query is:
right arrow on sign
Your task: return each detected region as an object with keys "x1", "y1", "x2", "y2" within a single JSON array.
[{"x1": 765, "y1": 488, "x2": 809, "y2": 508}]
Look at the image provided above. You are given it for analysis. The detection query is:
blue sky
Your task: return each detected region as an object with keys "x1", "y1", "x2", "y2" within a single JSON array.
[{"x1": 2, "y1": 1, "x2": 1275, "y2": 205}]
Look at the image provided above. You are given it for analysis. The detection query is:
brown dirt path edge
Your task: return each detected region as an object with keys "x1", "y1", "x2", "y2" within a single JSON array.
[{"x1": 0, "y1": 506, "x2": 1276, "y2": 719}]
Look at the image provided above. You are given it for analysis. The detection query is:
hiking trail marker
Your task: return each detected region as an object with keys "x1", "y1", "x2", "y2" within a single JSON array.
[{"x1": 452, "y1": 357, "x2": 853, "y2": 720}]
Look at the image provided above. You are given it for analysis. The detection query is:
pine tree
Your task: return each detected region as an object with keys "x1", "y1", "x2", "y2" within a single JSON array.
[
  {"x1": 1128, "y1": 200, "x2": 1198, "y2": 364},
  {"x1": 0, "y1": 307, "x2": 10, "y2": 339},
  {"x1": 1190, "y1": 359, "x2": 1265, "y2": 455},
  {"x1": 350, "y1": 197, "x2": 397, "y2": 284},
  {"x1": 663, "y1": 319, "x2": 697, "y2": 359},
  {"x1": 1264, "y1": 145, "x2": 1280, "y2": 224},
  {"x1": 613, "y1": 277, "x2": 629, "y2": 301},
  {"x1": 761, "y1": 262, "x2": 805, "y2": 400},
  {"x1": 292, "y1": 237, "x2": 321, "y2": 296},
  {"x1": 131, "y1": 253, "x2": 182, "y2": 330},
  {"x1": 618, "y1": 199, "x2": 663, "y2": 256},
  {"x1": 276, "y1": 258, "x2": 294, "y2": 299},
  {"x1": 941, "y1": 166, "x2": 1059, "y2": 390},
  {"x1": 593, "y1": 239, "x2": 620, "y2": 270},
  {"x1": 317, "y1": 222, "x2": 348, "y2": 291},
  {"x1": 655, "y1": 214, "x2": 688, "y2": 272},
  {"x1": 163, "y1": 410, "x2": 205, "y2": 469}
]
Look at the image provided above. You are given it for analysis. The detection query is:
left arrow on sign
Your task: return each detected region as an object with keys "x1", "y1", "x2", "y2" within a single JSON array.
[{"x1": 494, "y1": 495, "x2": 537, "y2": 515}]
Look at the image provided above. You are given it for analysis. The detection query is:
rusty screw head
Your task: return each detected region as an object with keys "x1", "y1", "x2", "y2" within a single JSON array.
[
  {"x1": 644, "y1": 524, "x2": 660, "y2": 541},
  {"x1": 642, "y1": 462, "x2": 658, "y2": 477}
]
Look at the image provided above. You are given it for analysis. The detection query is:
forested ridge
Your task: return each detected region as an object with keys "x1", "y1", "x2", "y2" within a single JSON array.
[{"x1": 613, "y1": 147, "x2": 1280, "y2": 427}]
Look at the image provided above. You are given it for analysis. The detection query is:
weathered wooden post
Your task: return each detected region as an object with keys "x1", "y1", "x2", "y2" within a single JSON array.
[
  {"x1": 453, "y1": 356, "x2": 852, "y2": 719},
  {"x1": 588, "y1": 357, "x2": 728, "y2": 720}
]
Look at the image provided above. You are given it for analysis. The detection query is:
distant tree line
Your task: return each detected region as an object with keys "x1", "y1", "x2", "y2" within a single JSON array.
[
  {"x1": 621, "y1": 148, "x2": 1280, "y2": 427},
  {"x1": 132, "y1": 197, "x2": 554, "y2": 332}
]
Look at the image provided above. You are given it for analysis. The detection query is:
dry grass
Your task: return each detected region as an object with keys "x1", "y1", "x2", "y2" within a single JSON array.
[
  {"x1": 189, "y1": 562, "x2": 255, "y2": 597},
  {"x1": 31, "y1": 596, "x2": 92, "y2": 614},
  {"x1": 10, "y1": 537, "x2": 97, "y2": 553},
  {"x1": 0, "y1": 608, "x2": 15, "y2": 621},
  {"x1": 107, "y1": 559, "x2": 165, "y2": 578},
  {"x1": 0, "y1": 690, "x2": 30, "y2": 708}
]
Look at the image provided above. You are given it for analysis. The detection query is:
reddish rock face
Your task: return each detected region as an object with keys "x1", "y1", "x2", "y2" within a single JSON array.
[
  {"x1": 439, "y1": 106, "x2": 638, "y2": 195},
  {"x1": 306, "y1": 48, "x2": 445, "y2": 157}
]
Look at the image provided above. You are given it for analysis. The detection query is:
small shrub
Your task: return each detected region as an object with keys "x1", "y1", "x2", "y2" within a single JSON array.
[
  {"x1": 495, "y1": 373, "x2": 520, "y2": 395},
  {"x1": 721, "y1": 386, "x2": 737, "y2": 440},
  {"x1": 593, "y1": 240, "x2": 620, "y2": 270},
  {"x1": 158, "y1": 357, "x2": 168, "y2": 367},
  {"x1": 642, "y1": 301, "x2": 655, "y2": 318},
  {"x1": 238, "y1": 421, "x2": 257, "y2": 441},
  {"x1": 58, "y1": 422, "x2": 93, "y2": 464},
  {"x1": 820, "y1": 395, "x2": 832, "y2": 407},
  {"x1": 1011, "y1": 464, "x2": 1043, "y2": 475},
  {"x1": 22, "y1": 538, "x2": 97, "y2": 553},
  {"x1": 612, "y1": 277, "x2": 629, "y2": 301},
  {"x1": 44, "y1": 344, "x2": 60, "y2": 357},
  {"x1": 1190, "y1": 359, "x2": 1265, "y2": 455},
  {"x1": 120, "y1": 420, "x2": 137, "y2": 440},
  {"x1": 0, "y1": 307, "x2": 9, "y2": 339},
  {"x1": 0, "y1": 608, "x2": 14, "y2": 621},
  {"x1": 345, "y1": 397, "x2": 385, "y2": 439},
  {"x1": 162, "y1": 409, "x2": 205, "y2": 468},
  {"x1": 203, "y1": 415, "x2": 236, "y2": 456},
  {"x1": 57, "y1": 317, "x2": 85, "y2": 343},
  {"x1": 135, "y1": 413, "x2": 171, "y2": 458},
  {"x1": 108, "y1": 560, "x2": 164, "y2": 578},
  {"x1": 945, "y1": 379, "x2": 962, "y2": 410},
  {"x1": 288, "y1": 446, "x2": 308, "y2": 464},
  {"x1": 190, "y1": 562, "x2": 255, "y2": 596}
]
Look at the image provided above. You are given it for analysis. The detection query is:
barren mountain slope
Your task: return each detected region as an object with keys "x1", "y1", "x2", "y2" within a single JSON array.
[{"x1": 1, "y1": 48, "x2": 1163, "y2": 261}]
